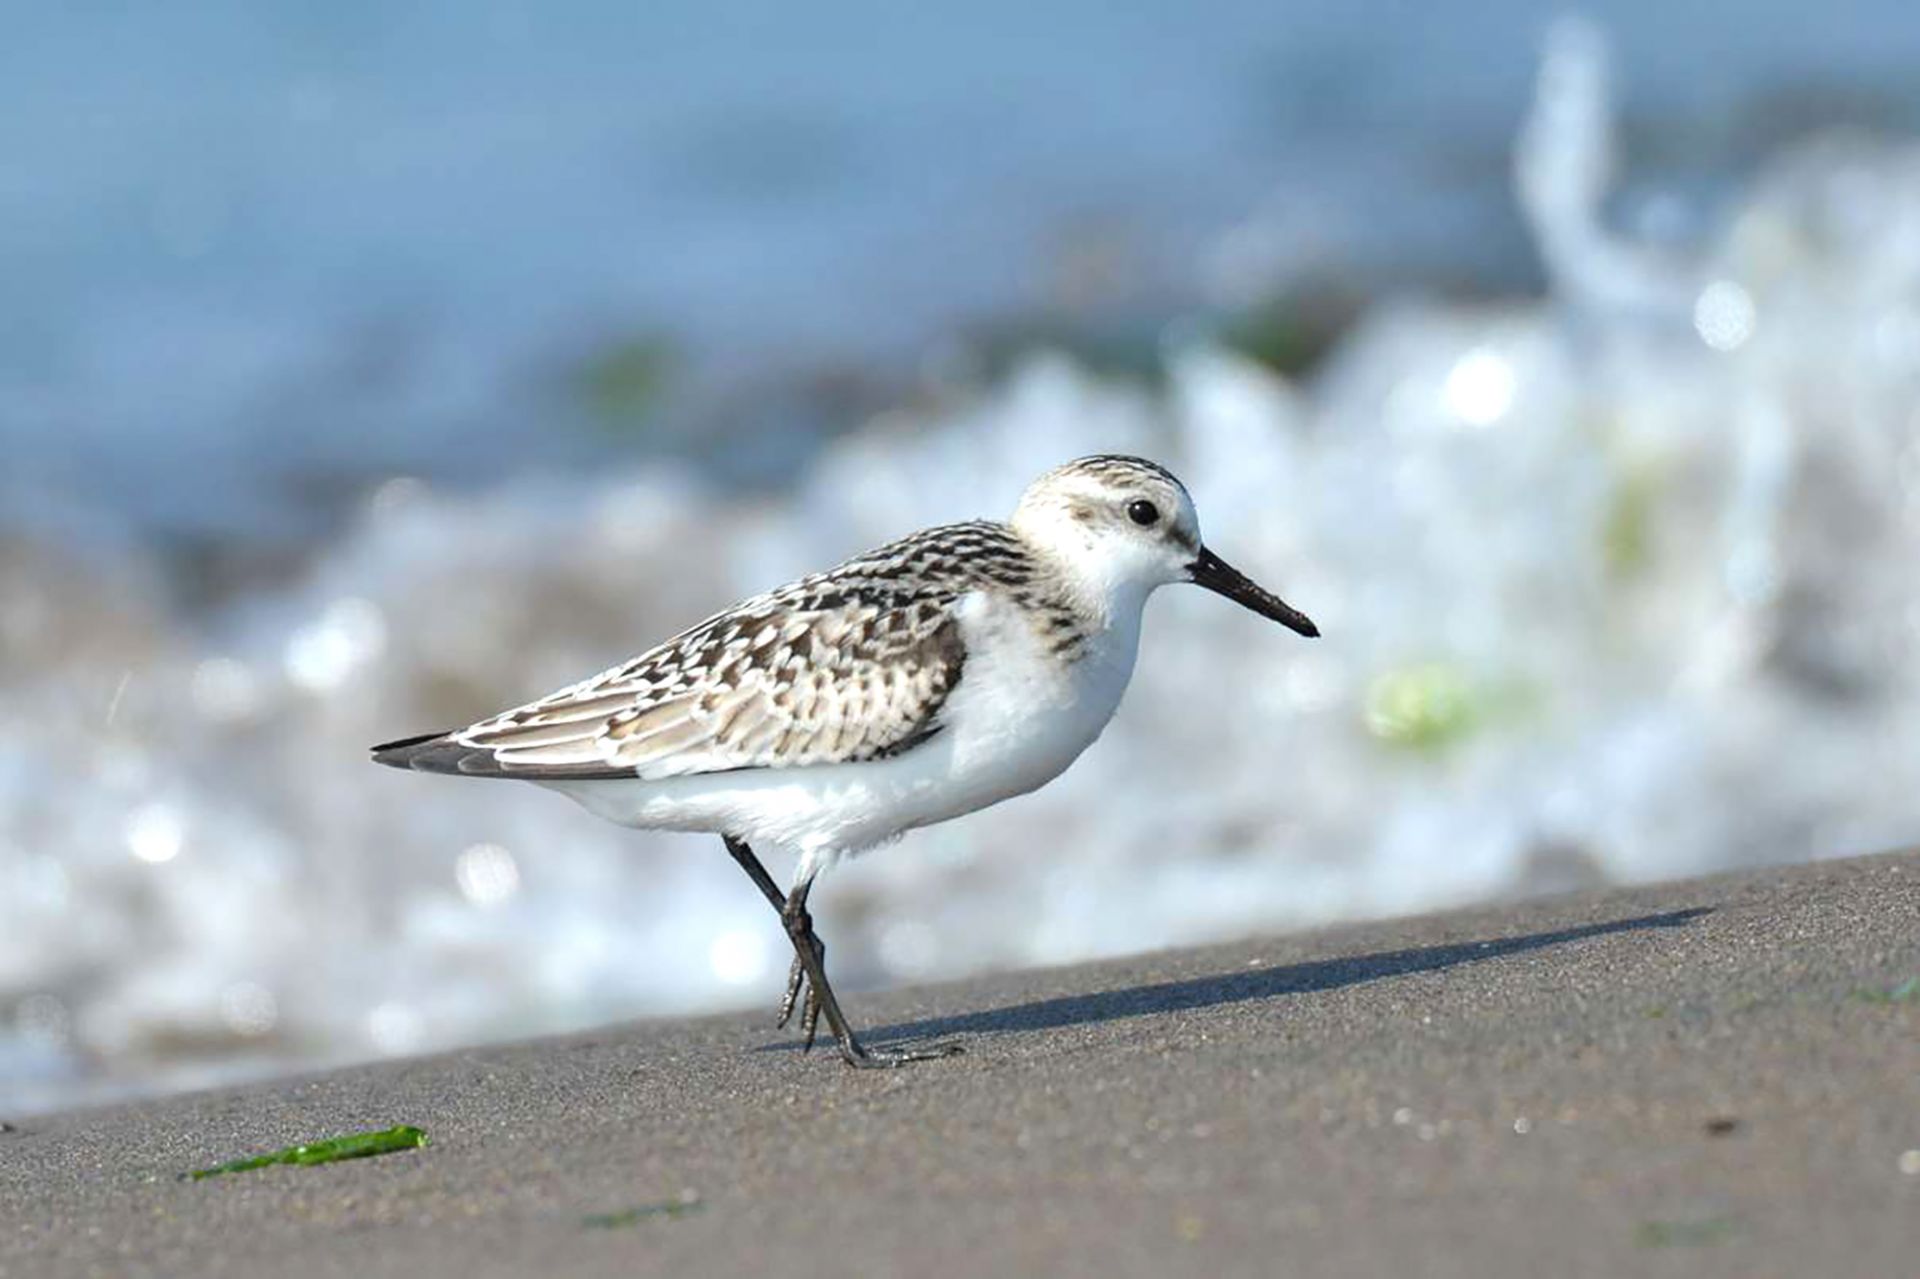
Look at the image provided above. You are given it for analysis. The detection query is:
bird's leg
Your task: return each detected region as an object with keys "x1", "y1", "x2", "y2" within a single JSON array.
[
  {"x1": 723, "y1": 834, "x2": 817, "y2": 1035},
  {"x1": 799, "y1": 974, "x2": 823, "y2": 1049},
  {"x1": 722, "y1": 833, "x2": 787, "y2": 914},
  {"x1": 778, "y1": 954, "x2": 805, "y2": 1025},
  {"x1": 779, "y1": 876, "x2": 963, "y2": 1069},
  {"x1": 722, "y1": 834, "x2": 959, "y2": 1067},
  {"x1": 776, "y1": 949, "x2": 826, "y2": 1050}
]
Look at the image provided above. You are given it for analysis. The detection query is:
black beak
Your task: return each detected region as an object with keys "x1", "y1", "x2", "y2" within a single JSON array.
[{"x1": 1187, "y1": 546, "x2": 1319, "y2": 637}]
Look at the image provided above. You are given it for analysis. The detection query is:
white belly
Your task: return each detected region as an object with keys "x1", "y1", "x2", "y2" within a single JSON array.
[{"x1": 546, "y1": 590, "x2": 1140, "y2": 881}]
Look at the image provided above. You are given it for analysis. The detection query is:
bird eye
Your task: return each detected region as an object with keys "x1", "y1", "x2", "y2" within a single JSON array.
[{"x1": 1126, "y1": 499, "x2": 1159, "y2": 527}]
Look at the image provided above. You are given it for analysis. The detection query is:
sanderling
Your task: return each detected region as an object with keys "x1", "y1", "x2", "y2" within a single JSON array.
[{"x1": 373, "y1": 455, "x2": 1317, "y2": 1067}]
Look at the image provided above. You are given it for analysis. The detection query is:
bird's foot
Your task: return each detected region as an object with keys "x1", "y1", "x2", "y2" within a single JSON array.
[
  {"x1": 836, "y1": 1033, "x2": 965, "y2": 1070},
  {"x1": 776, "y1": 952, "x2": 804, "y2": 1026},
  {"x1": 777, "y1": 949, "x2": 961, "y2": 1066},
  {"x1": 775, "y1": 950, "x2": 825, "y2": 1050},
  {"x1": 776, "y1": 887, "x2": 962, "y2": 1068}
]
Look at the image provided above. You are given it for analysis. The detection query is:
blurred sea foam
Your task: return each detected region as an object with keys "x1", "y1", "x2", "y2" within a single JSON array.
[{"x1": 8, "y1": 20, "x2": 1920, "y2": 1111}]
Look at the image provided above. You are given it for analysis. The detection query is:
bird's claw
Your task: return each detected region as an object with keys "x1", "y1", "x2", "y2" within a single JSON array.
[
  {"x1": 840, "y1": 1037, "x2": 966, "y2": 1069},
  {"x1": 776, "y1": 953, "x2": 805, "y2": 1028},
  {"x1": 775, "y1": 944, "x2": 825, "y2": 1050}
]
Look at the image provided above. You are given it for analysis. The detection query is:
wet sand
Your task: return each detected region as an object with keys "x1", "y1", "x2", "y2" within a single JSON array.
[{"x1": 3, "y1": 851, "x2": 1916, "y2": 1278}]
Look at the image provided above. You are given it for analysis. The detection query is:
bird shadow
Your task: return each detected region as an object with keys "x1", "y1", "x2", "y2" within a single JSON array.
[{"x1": 806, "y1": 905, "x2": 1712, "y2": 1051}]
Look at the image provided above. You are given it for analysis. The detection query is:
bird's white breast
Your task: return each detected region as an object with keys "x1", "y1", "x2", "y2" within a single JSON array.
[
  {"x1": 546, "y1": 588, "x2": 1142, "y2": 880},
  {"x1": 932, "y1": 588, "x2": 1138, "y2": 815}
]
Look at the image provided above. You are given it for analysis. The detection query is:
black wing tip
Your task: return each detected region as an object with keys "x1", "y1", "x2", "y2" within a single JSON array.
[
  {"x1": 370, "y1": 729, "x2": 639, "y2": 780},
  {"x1": 371, "y1": 732, "x2": 506, "y2": 776},
  {"x1": 370, "y1": 731, "x2": 460, "y2": 772}
]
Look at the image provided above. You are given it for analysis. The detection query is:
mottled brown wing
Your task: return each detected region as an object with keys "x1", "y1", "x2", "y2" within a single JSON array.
[
  {"x1": 433, "y1": 596, "x2": 967, "y2": 781},
  {"x1": 370, "y1": 519, "x2": 1041, "y2": 782}
]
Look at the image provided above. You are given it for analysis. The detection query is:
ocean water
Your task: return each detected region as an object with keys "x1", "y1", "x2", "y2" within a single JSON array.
[
  {"x1": 10, "y1": 0, "x2": 1920, "y2": 537},
  {"x1": 8, "y1": 14, "x2": 1920, "y2": 1112}
]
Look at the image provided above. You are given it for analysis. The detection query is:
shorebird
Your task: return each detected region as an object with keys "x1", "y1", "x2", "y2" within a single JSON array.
[{"x1": 372, "y1": 455, "x2": 1317, "y2": 1067}]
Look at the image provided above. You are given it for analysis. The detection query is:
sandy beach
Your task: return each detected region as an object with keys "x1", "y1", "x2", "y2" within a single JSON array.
[{"x1": 3, "y1": 850, "x2": 1916, "y2": 1278}]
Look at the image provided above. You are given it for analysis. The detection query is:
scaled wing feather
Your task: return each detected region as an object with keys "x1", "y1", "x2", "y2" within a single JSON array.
[
  {"x1": 415, "y1": 520, "x2": 1062, "y2": 781},
  {"x1": 451, "y1": 596, "x2": 967, "y2": 780}
]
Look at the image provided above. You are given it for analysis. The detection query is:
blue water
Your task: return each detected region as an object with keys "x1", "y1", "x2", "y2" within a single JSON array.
[{"x1": 8, "y1": 1, "x2": 1920, "y2": 535}]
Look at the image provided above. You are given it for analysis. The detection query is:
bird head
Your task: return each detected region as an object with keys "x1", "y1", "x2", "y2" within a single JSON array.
[{"x1": 1011, "y1": 454, "x2": 1318, "y2": 637}]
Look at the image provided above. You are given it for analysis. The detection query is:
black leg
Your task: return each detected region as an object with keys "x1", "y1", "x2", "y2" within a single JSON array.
[
  {"x1": 723, "y1": 835, "x2": 822, "y2": 1043},
  {"x1": 777, "y1": 950, "x2": 825, "y2": 1049},
  {"x1": 722, "y1": 833, "x2": 786, "y2": 913},
  {"x1": 779, "y1": 879, "x2": 833, "y2": 1054},
  {"x1": 721, "y1": 835, "x2": 962, "y2": 1069}
]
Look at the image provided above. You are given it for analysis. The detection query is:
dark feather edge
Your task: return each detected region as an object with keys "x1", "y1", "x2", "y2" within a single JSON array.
[{"x1": 369, "y1": 722, "x2": 948, "y2": 781}]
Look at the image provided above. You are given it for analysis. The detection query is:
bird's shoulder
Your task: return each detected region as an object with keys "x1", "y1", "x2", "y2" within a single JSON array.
[{"x1": 612, "y1": 518, "x2": 1038, "y2": 680}]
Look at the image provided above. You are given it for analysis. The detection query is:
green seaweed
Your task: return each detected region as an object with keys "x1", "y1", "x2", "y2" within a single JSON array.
[
  {"x1": 1636, "y1": 1217, "x2": 1737, "y2": 1248},
  {"x1": 575, "y1": 334, "x2": 677, "y2": 434},
  {"x1": 1363, "y1": 663, "x2": 1478, "y2": 752},
  {"x1": 1601, "y1": 462, "x2": 1660, "y2": 579},
  {"x1": 188, "y1": 1124, "x2": 429, "y2": 1180},
  {"x1": 1218, "y1": 285, "x2": 1365, "y2": 377},
  {"x1": 582, "y1": 1198, "x2": 705, "y2": 1228},
  {"x1": 1849, "y1": 976, "x2": 1920, "y2": 1004}
]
